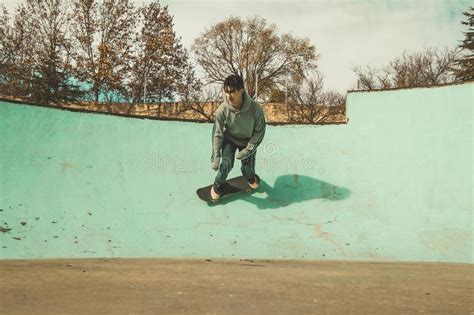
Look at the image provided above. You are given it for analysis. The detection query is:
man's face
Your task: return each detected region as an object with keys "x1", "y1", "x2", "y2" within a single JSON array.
[{"x1": 225, "y1": 88, "x2": 244, "y2": 108}]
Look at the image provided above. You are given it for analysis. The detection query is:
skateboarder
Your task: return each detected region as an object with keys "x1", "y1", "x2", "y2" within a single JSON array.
[{"x1": 210, "y1": 74, "x2": 266, "y2": 201}]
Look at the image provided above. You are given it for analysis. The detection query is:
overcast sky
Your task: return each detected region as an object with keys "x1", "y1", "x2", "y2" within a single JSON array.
[{"x1": 1, "y1": 0, "x2": 470, "y2": 92}]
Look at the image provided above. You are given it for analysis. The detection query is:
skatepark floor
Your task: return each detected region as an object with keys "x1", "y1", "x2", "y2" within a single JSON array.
[{"x1": 1, "y1": 258, "x2": 472, "y2": 315}]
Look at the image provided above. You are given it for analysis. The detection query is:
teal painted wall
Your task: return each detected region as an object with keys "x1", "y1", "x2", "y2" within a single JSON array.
[{"x1": 1, "y1": 83, "x2": 472, "y2": 262}]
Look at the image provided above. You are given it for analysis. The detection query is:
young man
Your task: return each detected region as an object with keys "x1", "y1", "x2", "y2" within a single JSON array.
[{"x1": 210, "y1": 74, "x2": 266, "y2": 201}]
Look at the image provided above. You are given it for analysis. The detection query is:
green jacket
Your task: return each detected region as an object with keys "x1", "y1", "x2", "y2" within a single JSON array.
[{"x1": 211, "y1": 90, "x2": 266, "y2": 161}]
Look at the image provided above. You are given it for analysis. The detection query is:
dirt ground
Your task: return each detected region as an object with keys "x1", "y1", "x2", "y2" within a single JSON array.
[{"x1": 1, "y1": 258, "x2": 472, "y2": 315}]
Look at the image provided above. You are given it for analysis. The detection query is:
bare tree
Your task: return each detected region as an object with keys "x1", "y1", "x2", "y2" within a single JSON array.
[
  {"x1": 353, "y1": 47, "x2": 460, "y2": 90},
  {"x1": 286, "y1": 70, "x2": 346, "y2": 124},
  {"x1": 0, "y1": 5, "x2": 25, "y2": 97},
  {"x1": 1, "y1": 1, "x2": 77, "y2": 103},
  {"x1": 23, "y1": 0, "x2": 79, "y2": 104},
  {"x1": 71, "y1": 0, "x2": 136, "y2": 109},
  {"x1": 175, "y1": 60, "x2": 203, "y2": 112},
  {"x1": 192, "y1": 16, "x2": 317, "y2": 99},
  {"x1": 353, "y1": 65, "x2": 393, "y2": 90},
  {"x1": 177, "y1": 85, "x2": 221, "y2": 122},
  {"x1": 0, "y1": 5, "x2": 10, "y2": 93}
]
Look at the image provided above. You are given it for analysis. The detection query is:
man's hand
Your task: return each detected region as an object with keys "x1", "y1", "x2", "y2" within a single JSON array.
[
  {"x1": 236, "y1": 150, "x2": 248, "y2": 160},
  {"x1": 211, "y1": 157, "x2": 221, "y2": 171},
  {"x1": 236, "y1": 143, "x2": 255, "y2": 160}
]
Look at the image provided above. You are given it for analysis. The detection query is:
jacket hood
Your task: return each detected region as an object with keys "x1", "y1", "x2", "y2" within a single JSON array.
[{"x1": 223, "y1": 90, "x2": 252, "y2": 113}]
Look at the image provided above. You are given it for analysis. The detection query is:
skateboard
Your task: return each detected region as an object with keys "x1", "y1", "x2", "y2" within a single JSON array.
[{"x1": 196, "y1": 175, "x2": 260, "y2": 203}]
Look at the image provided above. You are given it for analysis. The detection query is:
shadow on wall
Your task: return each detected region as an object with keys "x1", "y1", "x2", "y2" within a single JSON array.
[{"x1": 212, "y1": 174, "x2": 351, "y2": 209}]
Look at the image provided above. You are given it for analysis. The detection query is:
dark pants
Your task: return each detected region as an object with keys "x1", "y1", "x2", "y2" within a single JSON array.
[{"x1": 214, "y1": 138, "x2": 256, "y2": 192}]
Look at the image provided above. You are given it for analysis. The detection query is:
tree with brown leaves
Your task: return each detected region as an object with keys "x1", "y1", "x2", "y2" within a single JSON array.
[
  {"x1": 70, "y1": 0, "x2": 136, "y2": 108},
  {"x1": 129, "y1": 1, "x2": 192, "y2": 116}
]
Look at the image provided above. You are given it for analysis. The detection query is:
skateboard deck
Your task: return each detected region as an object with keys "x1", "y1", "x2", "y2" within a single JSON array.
[{"x1": 196, "y1": 175, "x2": 259, "y2": 202}]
